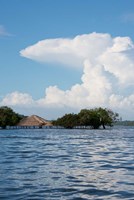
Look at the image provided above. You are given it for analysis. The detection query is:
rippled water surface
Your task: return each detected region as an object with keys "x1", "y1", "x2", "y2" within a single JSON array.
[{"x1": 0, "y1": 127, "x2": 134, "y2": 200}]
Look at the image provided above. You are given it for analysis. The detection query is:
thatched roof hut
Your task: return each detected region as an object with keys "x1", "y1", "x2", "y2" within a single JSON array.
[{"x1": 17, "y1": 115, "x2": 52, "y2": 127}]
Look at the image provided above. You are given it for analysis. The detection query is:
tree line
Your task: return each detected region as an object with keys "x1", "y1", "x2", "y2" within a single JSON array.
[
  {"x1": 53, "y1": 107, "x2": 119, "y2": 129},
  {"x1": 0, "y1": 106, "x2": 119, "y2": 129}
]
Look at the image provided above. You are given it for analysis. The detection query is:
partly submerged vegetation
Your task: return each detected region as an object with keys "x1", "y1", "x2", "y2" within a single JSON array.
[
  {"x1": 0, "y1": 106, "x2": 25, "y2": 129},
  {"x1": 53, "y1": 107, "x2": 119, "y2": 129},
  {"x1": 0, "y1": 106, "x2": 133, "y2": 130}
]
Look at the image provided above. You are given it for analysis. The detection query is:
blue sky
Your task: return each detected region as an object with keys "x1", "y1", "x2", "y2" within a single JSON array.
[{"x1": 0, "y1": 0, "x2": 134, "y2": 120}]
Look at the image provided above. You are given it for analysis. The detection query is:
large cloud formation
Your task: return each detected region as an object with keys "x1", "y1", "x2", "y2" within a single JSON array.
[{"x1": 1, "y1": 33, "x2": 134, "y2": 119}]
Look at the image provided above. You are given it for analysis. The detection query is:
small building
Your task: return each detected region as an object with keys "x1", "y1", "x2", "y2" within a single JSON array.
[{"x1": 17, "y1": 115, "x2": 52, "y2": 128}]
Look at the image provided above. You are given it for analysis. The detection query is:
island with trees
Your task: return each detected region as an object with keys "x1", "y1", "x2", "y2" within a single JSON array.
[{"x1": 53, "y1": 107, "x2": 119, "y2": 129}]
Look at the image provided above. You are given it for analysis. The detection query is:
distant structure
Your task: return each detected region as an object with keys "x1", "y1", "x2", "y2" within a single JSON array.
[{"x1": 17, "y1": 115, "x2": 52, "y2": 127}]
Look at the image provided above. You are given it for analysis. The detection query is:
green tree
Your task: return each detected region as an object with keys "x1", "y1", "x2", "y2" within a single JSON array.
[
  {"x1": 0, "y1": 106, "x2": 24, "y2": 128},
  {"x1": 53, "y1": 113, "x2": 79, "y2": 129},
  {"x1": 78, "y1": 109, "x2": 91, "y2": 126},
  {"x1": 78, "y1": 109, "x2": 101, "y2": 129},
  {"x1": 95, "y1": 107, "x2": 119, "y2": 129}
]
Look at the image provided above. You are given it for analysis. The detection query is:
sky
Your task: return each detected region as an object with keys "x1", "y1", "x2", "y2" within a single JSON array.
[{"x1": 0, "y1": 0, "x2": 134, "y2": 120}]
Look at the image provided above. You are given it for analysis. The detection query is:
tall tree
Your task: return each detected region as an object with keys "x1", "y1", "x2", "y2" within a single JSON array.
[{"x1": 95, "y1": 107, "x2": 119, "y2": 129}]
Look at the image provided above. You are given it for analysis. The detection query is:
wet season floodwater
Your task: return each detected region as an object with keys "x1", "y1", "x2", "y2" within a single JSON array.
[{"x1": 0, "y1": 127, "x2": 134, "y2": 200}]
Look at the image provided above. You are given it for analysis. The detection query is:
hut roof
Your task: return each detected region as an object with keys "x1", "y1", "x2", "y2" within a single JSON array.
[{"x1": 17, "y1": 115, "x2": 52, "y2": 126}]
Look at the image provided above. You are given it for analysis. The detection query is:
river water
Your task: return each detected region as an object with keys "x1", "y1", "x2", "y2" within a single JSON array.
[{"x1": 0, "y1": 127, "x2": 134, "y2": 200}]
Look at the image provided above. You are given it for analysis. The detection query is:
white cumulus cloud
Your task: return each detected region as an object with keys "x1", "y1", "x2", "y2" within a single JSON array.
[
  {"x1": 1, "y1": 91, "x2": 34, "y2": 106},
  {"x1": 1, "y1": 32, "x2": 134, "y2": 120}
]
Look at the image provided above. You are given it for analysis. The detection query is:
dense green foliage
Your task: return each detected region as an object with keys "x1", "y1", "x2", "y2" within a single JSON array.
[
  {"x1": 53, "y1": 107, "x2": 119, "y2": 129},
  {"x1": 53, "y1": 113, "x2": 79, "y2": 129},
  {"x1": 0, "y1": 106, "x2": 24, "y2": 128}
]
